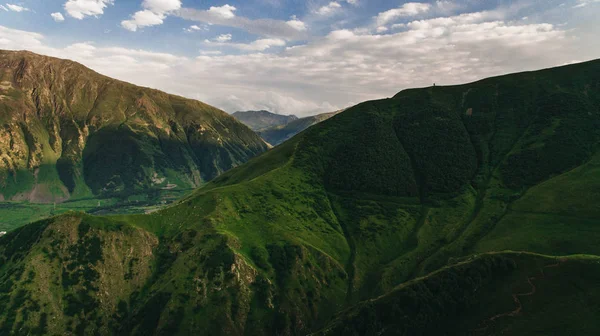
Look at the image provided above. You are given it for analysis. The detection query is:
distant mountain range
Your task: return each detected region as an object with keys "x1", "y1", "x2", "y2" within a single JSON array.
[
  {"x1": 232, "y1": 110, "x2": 298, "y2": 132},
  {"x1": 234, "y1": 109, "x2": 342, "y2": 146},
  {"x1": 2, "y1": 58, "x2": 600, "y2": 335},
  {"x1": 0, "y1": 50, "x2": 267, "y2": 203}
]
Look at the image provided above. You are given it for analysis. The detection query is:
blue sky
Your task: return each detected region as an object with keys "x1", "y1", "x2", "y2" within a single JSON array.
[{"x1": 1, "y1": 0, "x2": 599, "y2": 115}]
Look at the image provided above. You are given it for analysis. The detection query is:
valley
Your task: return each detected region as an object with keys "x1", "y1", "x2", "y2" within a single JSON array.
[{"x1": 233, "y1": 109, "x2": 342, "y2": 146}]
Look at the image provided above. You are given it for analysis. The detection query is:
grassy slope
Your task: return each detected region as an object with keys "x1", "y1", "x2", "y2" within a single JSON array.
[
  {"x1": 475, "y1": 152, "x2": 600, "y2": 255},
  {"x1": 1, "y1": 59, "x2": 600, "y2": 335},
  {"x1": 314, "y1": 252, "x2": 600, "y2": 336}
]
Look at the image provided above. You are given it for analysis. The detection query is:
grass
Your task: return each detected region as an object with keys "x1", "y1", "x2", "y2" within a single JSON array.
[
  {"x1": 315, "y1": 252, "x2": 600, "y2": 336},
  {"x1": 0, "y1": 188, "x2": 192, "y2": 233}
]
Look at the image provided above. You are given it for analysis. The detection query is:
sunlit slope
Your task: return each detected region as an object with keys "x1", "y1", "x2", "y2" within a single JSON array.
[
  {"x1": 0, "y1": 50, "x2": 267, "y2": 203},
  {"x1": 1, "y1": 59, "x2": 599, "y2": 335}
]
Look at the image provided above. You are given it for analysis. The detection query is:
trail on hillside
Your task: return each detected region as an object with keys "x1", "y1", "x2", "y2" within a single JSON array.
[{"x1": 474, "y1": 259, "x2": 565, "y2": 334}]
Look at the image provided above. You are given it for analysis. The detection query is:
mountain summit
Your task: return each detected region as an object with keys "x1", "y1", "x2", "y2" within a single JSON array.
[{"x1": 0, "y1": 50, "x2": 267, "y2": 203}]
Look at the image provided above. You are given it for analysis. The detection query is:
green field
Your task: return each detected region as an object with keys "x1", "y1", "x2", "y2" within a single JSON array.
[{"x1": 0, "y1": 189, "x2": 193, "y2": 233}]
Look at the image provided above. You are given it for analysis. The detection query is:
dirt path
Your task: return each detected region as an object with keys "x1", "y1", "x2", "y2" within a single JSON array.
[{"x1": 474, "y1": 259, "x2": 566, "y2": 333}]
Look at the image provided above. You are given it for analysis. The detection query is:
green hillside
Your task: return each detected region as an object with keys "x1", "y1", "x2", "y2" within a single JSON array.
[
  {"x1": 0, "y1": 50, "x2": 267, "y2": 204},
  {"x1": 315, "y1": 252, "x2": 600, "y2": 336},
  {"x1": 1, "y1": 59, "x2": 600, "y2": 335},
  {"x1": 259, "y1": 110, "x2": 342, "y2": 146}
]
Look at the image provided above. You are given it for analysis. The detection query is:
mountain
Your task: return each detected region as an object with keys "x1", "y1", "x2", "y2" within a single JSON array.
[
  {"x1": 2, "y1": 59, "x2": 600, "y2": 335},
  {"x1": 232, "y1": 110, "x2": 298, "y2": 131},
  {"x1": 0, "y1": 50, "x2": 268, "y2": 203},
  {"x1": 259, "y1": 110, "x2": 342, "y2": 146}
]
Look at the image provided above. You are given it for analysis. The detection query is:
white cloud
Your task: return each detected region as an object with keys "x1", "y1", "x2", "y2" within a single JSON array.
[
  {"x1": 214, "y1": 34, "x2": 232, "y2": 42},
  {"x1": 200, "y1": 50, "x2": 222, "y2": 55},
  {"x1": 287, "y1": 18, "x2": 307, "y2": 31},
  {"x1": 574, "y1": 0, "x2": 600, "y2": 7},
  {"x1": 1, "y1": 3, "x2": 598, "y2": 116},
  {"x1": 316, "y1": 2, "x2": 342, "y2": 16},
  {"x1": 5, "y1": 4, "x2": 29, "y2": 12},
  {"x1": 122, "y1": 0, "x2": 182, "y2": 31},
  {"x1": 205, "y1": 36, "x2": 286, "y2": 51},
  {"x1": 207, "y1": 4, "x2": 236, "y2": 19},
  {"x1": 345, "y1": 0, "x2": 358, "y2": 5},
  {"x1": 51, "y1": 12, "x2": 65, "y2": 22},
  {"x1": 376, "y1": 2, "x2": 431, "y2": 26},
  {"x1": 178, "y1": 7, "x2": 308, "y2": 40},
  {"x1": 122, "y1": 10, "x2": 165, "y2": 31},
  {"x1": 0, "y1": 5, "x2": 8, "y2": 11},
  {"x1": 142, "y1": 0, "x2": 181, "y2": 12},
  {"x1": 64, "y1": 0, "x2": 113, "y2": 19},
  {"x1": 184, "y1": 24, "x2": 207, "y2": 32}
]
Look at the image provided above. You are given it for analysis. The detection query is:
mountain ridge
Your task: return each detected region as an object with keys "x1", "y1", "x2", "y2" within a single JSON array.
[
  {"x1": 0, "y1": 49, "x2": 268, "y2": 203},
  {"x1": 232, "y1": 110, "x2": 298, "y2": 132},
  {"x1": 258, "y1": 110, "x2": 343, "y2": 146}
]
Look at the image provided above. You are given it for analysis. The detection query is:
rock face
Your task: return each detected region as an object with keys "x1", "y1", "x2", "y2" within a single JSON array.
[{"x1": 0, "y1": 50, "x2": 268, "y2": 202}]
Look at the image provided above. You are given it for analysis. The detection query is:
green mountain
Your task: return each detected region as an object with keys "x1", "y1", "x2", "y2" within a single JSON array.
[
  {"x1": 259, "y1": 110, "x2": 342, "y2": 146},
  {"x1": 232, "y1": 110, "x2": 298, "y2": 131},
  {"x1": 2, "y1": 59, "x2": 600, "y2": 335},
  {"x1": 0, "y1": 50, "x2": 268, "y2": 203}
]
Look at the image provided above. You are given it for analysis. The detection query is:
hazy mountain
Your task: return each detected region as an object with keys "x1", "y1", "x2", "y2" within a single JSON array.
[
  {"x1": 232, "y1": 110, "x2": 298, "y2": 131},
  {"x1": 258, "y1": 110, "x2": 342, "y2": 146},
  {"x1": 2, "y1": 59, "x2": 600, "y2": 335},
  {"x1": 0, "y1": 50, "x2": 268, "y2": 203}
]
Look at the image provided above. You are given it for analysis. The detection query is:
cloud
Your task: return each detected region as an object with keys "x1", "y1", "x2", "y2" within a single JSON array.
[
  {"x1": 315, "y1": 2, "x2": 342, "y2": 16},
  {"x1": 207, "y1": 4, "x2": 236, "y2": 18},
  {"x1": 176, "y1": 7, "x2": 308, "y2": 41},
  {"x1": 286, "y1": 17, "x2": 307, "y2": 31},
  {"x1": 5, "y1": 4, "x2": 29, "y2": 12},
  {"x1": 206, "y1": 37, "x2": 286, "y2": 51},
  {"x1": 574, "y1": 0, "x2": 600, "y2": 7},
  {"x1": 200, "y1": 50, "x2": 222, "y2": 55},
  {"x1": 0, "y1": 5, "x2": 7, "y2": 11},
  {"x1": 1, "y1": 3, "x2": 597, "y2": 116},
  {"x1": 213, "y1": 34, "x2": 232, "y2": 42},
  {"x1": 376, "y1": 2, "x2": 431, "y2": 26},
  {"x1": 142, "y1": 0, "x2": 181, "y2": 12},
  {"x1": 51, "y1": 12, "x2": 65, "y2": 22},
  {"x1": 184, "y1": 24, "x2": 207, "y2": 32},
  {"x1": 122, "y1": 0, "x2": 181, "y2": 31},
  {"x1": 64, "y1": 0, "x2": 113, "y2": 19}
]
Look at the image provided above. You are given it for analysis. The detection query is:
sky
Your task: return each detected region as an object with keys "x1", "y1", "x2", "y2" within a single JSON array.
[{"x1": 0, "y1": 0, "x2": 599, "y2": 116}]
